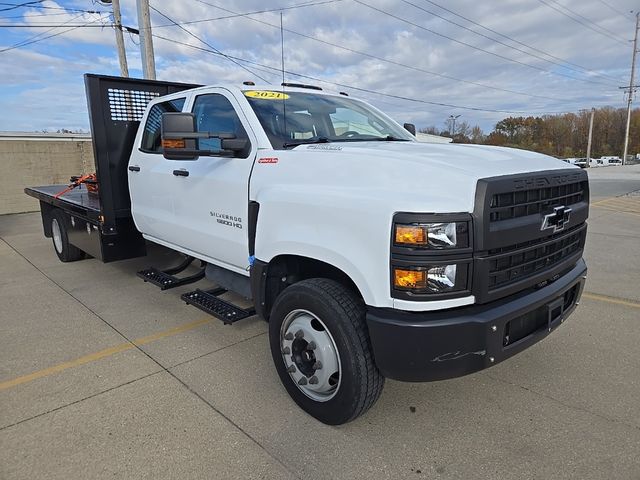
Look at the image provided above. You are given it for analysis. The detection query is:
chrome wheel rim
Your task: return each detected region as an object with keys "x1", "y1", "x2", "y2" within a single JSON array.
[
  {"x1": 280, "y1": 309, "x2": 341, "y2": 402},
  {"x1": 52, "y1": 218, "x2": 63, "y2": 254}
]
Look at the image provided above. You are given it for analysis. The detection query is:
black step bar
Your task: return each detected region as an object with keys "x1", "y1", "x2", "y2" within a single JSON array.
[
  {"x1": 137, "y1": 256, "x2": 205, "y2": 290},
  {"x1": 181, "y1": 288, "x2": 256, "y2": 325}
]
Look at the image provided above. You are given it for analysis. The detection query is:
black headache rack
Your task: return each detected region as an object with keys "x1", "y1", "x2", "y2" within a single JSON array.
[{"x1": 25, "y1": 74, "x2": 201, "y2": 262}]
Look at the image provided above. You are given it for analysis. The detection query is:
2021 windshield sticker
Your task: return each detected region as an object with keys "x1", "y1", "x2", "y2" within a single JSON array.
[{"x1": 244, "y1": 90, "x2": 290, "y2": 100}]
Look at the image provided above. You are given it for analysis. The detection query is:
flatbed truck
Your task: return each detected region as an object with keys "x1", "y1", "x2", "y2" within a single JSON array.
[{"x1": 26, "y1": 74, "x2": 589, "y2": 424}]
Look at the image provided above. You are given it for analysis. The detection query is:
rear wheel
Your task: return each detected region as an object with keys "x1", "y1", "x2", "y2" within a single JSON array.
[
  {"x1": 51, "y1": 210, "x2": 84, "y2": 262},
  {"x1": 269, "y1": 278, "x2": 384, "y2": 425}
]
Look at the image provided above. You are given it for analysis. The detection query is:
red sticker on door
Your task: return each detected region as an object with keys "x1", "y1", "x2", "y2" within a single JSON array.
[{"x1": 258, "y1": 157, "x2": 279, "y2": 164}]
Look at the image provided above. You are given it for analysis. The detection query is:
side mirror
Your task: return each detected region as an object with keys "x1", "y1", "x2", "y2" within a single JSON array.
[
  {"x1": 403, "y1": 123, "x2": 416, "y2": 136},
  {"x1": 161, "y1": 112, "x2": 199, "y2": 160},
  {"x1": 161, "y1": 112, "x2": 251, "y2": 159}
]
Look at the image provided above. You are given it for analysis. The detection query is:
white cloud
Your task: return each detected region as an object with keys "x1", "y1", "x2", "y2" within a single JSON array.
[{"x1": 0, "y1": 0, "x2": 637, "y2": 132}]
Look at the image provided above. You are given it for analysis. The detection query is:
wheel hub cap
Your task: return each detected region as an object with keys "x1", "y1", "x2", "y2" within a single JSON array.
[
  {"x1": 280, "y1": 310, "x2": 341, "y2": 402},
  {"x1": 52, "y1": 218, "x2": 63, "y2": 253}
]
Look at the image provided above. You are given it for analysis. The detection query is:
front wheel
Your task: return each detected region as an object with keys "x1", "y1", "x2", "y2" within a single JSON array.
[{"x1": 269, "y1": 278, "x2": 384, "y2": 425}]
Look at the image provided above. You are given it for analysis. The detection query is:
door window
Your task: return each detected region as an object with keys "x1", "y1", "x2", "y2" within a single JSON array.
[
  {"x1": 192, "y1": 94, "x2": 249, "y2": 156},
  {"x1": 140, "y1": 97, "x2": 186, "y2": 152}
]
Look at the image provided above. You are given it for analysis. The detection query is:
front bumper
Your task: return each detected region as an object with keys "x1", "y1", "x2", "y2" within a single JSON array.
[{"x1": 366, "y1": 259, "x2": 587, "y2": 382}]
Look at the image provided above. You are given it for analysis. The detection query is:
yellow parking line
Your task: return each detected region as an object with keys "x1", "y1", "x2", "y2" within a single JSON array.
[
  {"x1": 591, "y1": 197, "x2": 617, "y2": 206},
  {"x1": 0, "y1": 316, "x2": 212, "y2": 392},
  {"x1": 133, "y1": 317, "x2": 212, "y2": 346},
  {"x1": 590, "y1": 195, "x2": 640, "y2": 216},
  {"x1": 1, "y1": 291, "x2": 637, "y2": 392},
  {"x1": 591, "y1": 196, "x2": 640, "y2": 207},
  {"x1": 582, "y1": 292, "x2": 640, "y2": 309},
  {"x1": 591, "y1": 207, "x2": 640, "y2": 218},
  {"x1": 595, "y1": 199, "x2": 640, "y2": 208}
]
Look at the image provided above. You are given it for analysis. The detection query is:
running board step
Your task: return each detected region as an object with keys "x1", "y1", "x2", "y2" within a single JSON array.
[
  {"x1": 137, "y1": 256, "x2": 205, "y2": 290},
  {"x1": 181, "y1": 288, "x2": 256, "y2": 325}
]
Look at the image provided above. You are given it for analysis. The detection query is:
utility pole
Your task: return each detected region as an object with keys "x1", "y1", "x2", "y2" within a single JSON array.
[
  {"x1": 448, "y1": 114, "x2": 461, "y2": 137},
  {"x1": 112, "y1": 0, "x2": 128, "y2": 77},
  {"x1": 586, "y1": 108, "x2": 594, "y2": 168},
  {"x1": 621, "y1": 12, "x2": 639, "y2": 165},
  {"x1": 136, "y1": 0, "x2": 156, "y2": 80}
]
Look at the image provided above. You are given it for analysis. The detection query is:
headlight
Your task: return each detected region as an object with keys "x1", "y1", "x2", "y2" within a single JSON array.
[
  {"x1": 393, "y1": 264, "x2": 464, "y2": 294},
  {"x1": 394, "y1": 222, "x2": 469, "y2": 249}
]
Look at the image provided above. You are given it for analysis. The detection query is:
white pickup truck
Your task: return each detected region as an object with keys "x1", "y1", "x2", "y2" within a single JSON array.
[{"x1": 26, "y1": 75, "x2": 589, "y2": 424}]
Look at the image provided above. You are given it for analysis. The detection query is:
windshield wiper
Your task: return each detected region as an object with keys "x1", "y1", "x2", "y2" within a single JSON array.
[
  {"x1": 372, "y1": 135, "x2": 411, "y2": 141},
  {"x1": 282, "y1": 137, "x2": 331, "y2": 149}
]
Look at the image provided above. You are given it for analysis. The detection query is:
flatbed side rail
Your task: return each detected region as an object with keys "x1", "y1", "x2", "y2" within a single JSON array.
[{"x1": 24, "y1": 185, "x2": 101, "y2": 220}]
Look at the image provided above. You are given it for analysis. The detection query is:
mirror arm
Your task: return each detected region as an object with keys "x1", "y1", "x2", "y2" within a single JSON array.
[
  {"x1": 163, "y1": 131, "x2": 238, "y2": 140},
  {"x1": 164, "y1": 148, "x2": 234, "y2": 158},
  {"x1": 163, "y1": 132, "x2": 209, "y2": 140}
]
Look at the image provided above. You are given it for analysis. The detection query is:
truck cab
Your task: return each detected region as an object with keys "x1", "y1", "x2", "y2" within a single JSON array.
[{"x1": 27, "y1": 75, "x2": 589, "y2": 425}]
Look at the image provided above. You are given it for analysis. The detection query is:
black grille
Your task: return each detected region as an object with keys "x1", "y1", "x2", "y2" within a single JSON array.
[
  {"x1": 487, "y1": 225, "x2": 586, "y2": 289},
  {"x1": 490, "y1": 181, "x2": 587, "y2": 222},
  {"x1": 473, "y1": 169, "x2": 589, "y2": 304}
]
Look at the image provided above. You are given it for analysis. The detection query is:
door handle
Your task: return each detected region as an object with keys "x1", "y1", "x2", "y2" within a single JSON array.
[
  {"x1": 128, "y1": 165, "x2": 140, "y2": 172},
  {"x1": 173, "y1": 169, "x2": 189, "y2": 177}
]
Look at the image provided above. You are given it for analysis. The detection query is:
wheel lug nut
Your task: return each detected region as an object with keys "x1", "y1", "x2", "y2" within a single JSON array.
[
  {"x1": 309, "y1": 376, "x2": 319, "y2": 385},
  {"x1": 298, "y1": 377, "x2": 308, "y2": 385},
  {"x1": 307, "y1": 341, "x2": 316, "y2": 350},
  {"x1": 286, "y1": 365, "x2": 296, "y2": 373},
  {"x1": 295, "y1": 330, "x2": 304, "y2": 339},
  {"x1": 282, "y1": 346, "x2": 291, "y2": 355},
  {"x1": 284, "y1": 332, "x2": 293, "y2": 341},
  {"x1": 312, "y1": 361, "x2": 322, "y2": 370}
]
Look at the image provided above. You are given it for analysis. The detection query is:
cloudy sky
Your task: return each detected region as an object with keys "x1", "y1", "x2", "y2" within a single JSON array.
[{"x1": 0, "y1": 0, "x2": 637, "y2": 133}]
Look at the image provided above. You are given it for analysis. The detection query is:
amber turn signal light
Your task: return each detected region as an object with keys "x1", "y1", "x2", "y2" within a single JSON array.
[
  {"x1": 162, "y1": 139, "x2": 186, "y2": 149},
  {"x1": 395, "y1": 225, "x2": 426, "y2": 245},
  {"x1": 393, "y1": 268, "x2": 427, "y2": 289}
]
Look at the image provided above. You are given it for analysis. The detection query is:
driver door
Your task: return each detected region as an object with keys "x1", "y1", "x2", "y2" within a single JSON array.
[{"x1": 171, "y1": 90, "x2": 257, "y2": 273}]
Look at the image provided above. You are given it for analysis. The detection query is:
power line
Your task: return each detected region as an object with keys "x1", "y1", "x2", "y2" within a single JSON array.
[
  {"x1": 0, "y1": 24, "x2": 112, "y2": 27},
  {"x1": 152, "y1": 0, "x2": 344, "y2": 28},
  {"x1": 189, "y1": 0, "x2": 585, "y2": 103},
  {"x1": 0, "y1": 14, "x2": 108, "y2": 53},
  {"x1": 2, "y1": 11, "x2": 85, "y2": 50},
  {"x1": 545, "y1": 0, "x2": 630, "y2": 40},
  {"x1": 354, "y1": 0, "x2": 620, "y2": 87},
  {"x1": 412, "y1": 0, "x2": 623, "y2": 84},
  {"x1": 0, "y1": 3, "x2": 108, "y2": 14},
  {"x1": 0, "y1": 11, "x2": 76, "y2": 19},
  {"x1": 536, "y1": 0, "x2": 629, "y2": 45},
  {"x1": 148, "y1": 4, "x2": 270, "y2": 83},
  {"x1": 594, "y1": 0, "x2": 635, "y2": 22},
  {"x1": 152, "y1": 32, "x2": 572, "y2": 116},
  {"x1": 0, "y1": 1, "x2": 43, "y2": 13}
]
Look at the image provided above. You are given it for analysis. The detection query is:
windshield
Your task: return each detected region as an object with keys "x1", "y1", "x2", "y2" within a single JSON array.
[{"x1": 243, "y1": 90, "x2": 415, "y2": 149}]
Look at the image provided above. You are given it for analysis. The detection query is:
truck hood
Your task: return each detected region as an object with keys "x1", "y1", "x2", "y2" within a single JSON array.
[
  {"x1": 309, "y1": 141, "x2": 568, "y2": 178},
  {"x1": 254, "y1": 141, "x2": 577, "y2": 214}
]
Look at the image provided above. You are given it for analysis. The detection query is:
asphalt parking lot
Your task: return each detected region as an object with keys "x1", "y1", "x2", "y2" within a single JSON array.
[{"x1": 1, "y1": 165, "x2": 639, "y2": 480}]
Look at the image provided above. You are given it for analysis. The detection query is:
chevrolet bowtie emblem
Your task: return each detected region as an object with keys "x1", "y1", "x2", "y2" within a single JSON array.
[{"x1": 541, "y1": 205, "x2": 572, "y2": 233}]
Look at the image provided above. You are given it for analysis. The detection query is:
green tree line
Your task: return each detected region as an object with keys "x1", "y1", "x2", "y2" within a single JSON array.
[{"x1": 420, "y1": 107, "x2": 640, "y2": 159}]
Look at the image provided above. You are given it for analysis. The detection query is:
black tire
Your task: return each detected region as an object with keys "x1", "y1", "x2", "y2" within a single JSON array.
[
  {"x1": 51, "y1": 210, "x2": 85, "y2": 262},
  {"x1": 269, "y1": 278, "x2": 384, "y2": 425}
]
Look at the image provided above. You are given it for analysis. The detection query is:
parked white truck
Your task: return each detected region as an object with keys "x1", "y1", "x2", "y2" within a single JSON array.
[{"x1": 26, "y1": 75, "x2": 589, "y2": 424}]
